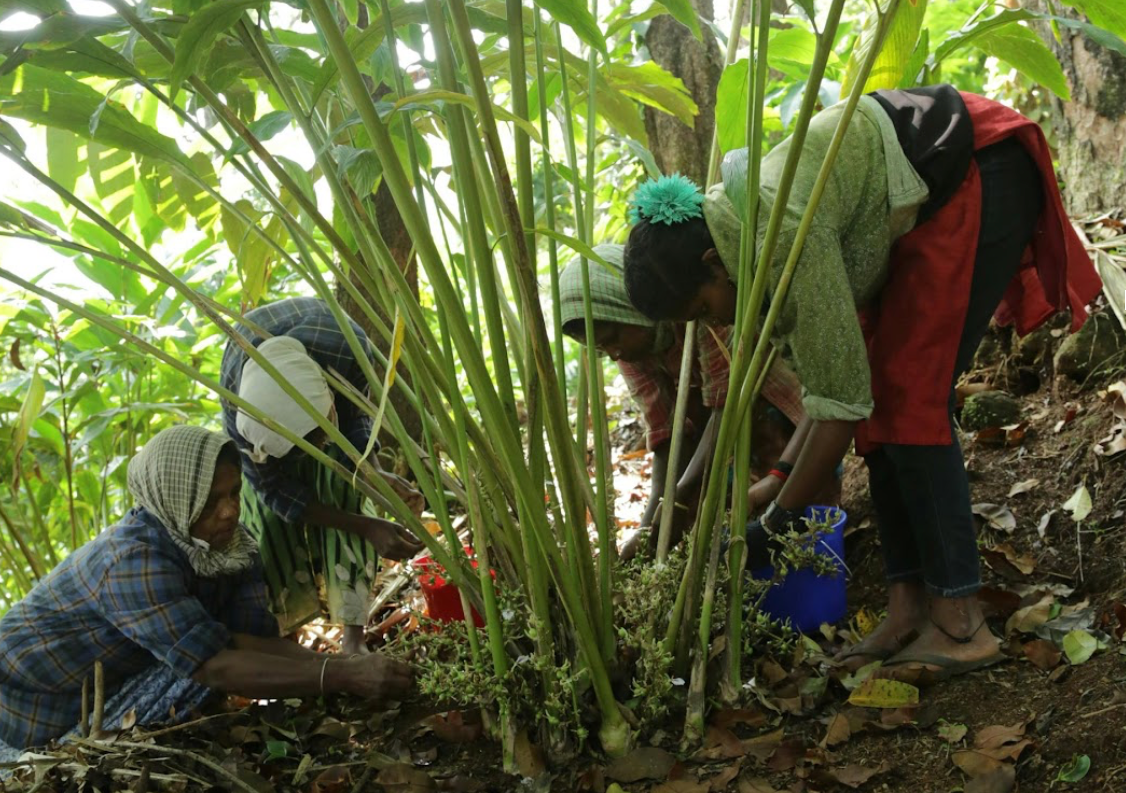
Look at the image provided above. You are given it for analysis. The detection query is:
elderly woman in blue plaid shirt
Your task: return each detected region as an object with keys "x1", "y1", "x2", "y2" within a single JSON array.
[
  {"x1": 220, "y1": 297, "x2": 424, "y2": 656},
  {"x1": 0, "y1": 426, "x2": 412, "y2": 750}
]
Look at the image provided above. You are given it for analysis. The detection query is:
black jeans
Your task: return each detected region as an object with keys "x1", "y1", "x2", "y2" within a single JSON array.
[{"x1": 865, "y1": 138, "x2": 1043, "y2": 598}]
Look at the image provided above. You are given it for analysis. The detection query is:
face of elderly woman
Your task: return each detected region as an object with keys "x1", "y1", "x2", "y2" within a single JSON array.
[{"x1": 190, "y1": 461, "x2": 242, "y2": 550}]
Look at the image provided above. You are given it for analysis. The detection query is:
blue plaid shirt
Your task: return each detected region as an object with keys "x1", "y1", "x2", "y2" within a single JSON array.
[
  {"x1": 219, "y1": 297, "x2": 378, "y2": 524},
  {"x1": 0, "y1": 509, "x2": 276, "y2": 748}
]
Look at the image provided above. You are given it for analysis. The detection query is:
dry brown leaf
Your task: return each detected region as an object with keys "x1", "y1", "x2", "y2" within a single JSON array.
[
  {"x1": 738, "y1": 778, "x2": 781, "y2": 793},
  {"x1": 604, "y1": 747, "x2": 677, "y2": 784},
  {"x1": 742, "y1": 728, "x2": 785, "y2": 762},
  {"x1": 311, "y1": 766, "x2": 355, "y2": 793},
  {"x1": 760, "y1": 659, "x2": 789, "y2": 686},
  {"x1": 1023, "y1": 639, "x2": 1062, "y2": 670},
  {"x1": 828, "y1": 762, "x2": 891, "y2": 789},
  {"x1": 972, "y1": 503, "x2": 1017, "y2": 533},
  {"x1": 513, "y1": 730, "x2": 545, "y2": 779},
  {"x1": 426, "y1": 710, "x2": 483, "y2": 744},
  {"x1": 1106, "y1": 381, "x2": 1126, "y2": 419},
  {"x1": 1005, "y1": 594, "x2": 1055, "y2": 635},
  {"x1": 952, "y1": 750, "x2": 1005, "y2": 778},
  {"x1": 1007, "y1": 478, "x2": 1040, "y2": 497},
  {"x1": 377, "y1": 764, "x2": 435, "y2": 793},
  {"x1": 708, "y1": 760, "x2": 742, "y2": 791},
  {"x1": 1113, "y1": 602, "x2": 1126, "y2": 641},
  {"x1": 983, "y1": 543, "x2": 1036, "y2": 576},
  {"x1": 979, "y1": 587, "x2": 1022, "y2": 619},
  {"x1": 699, "y1": 726, "x2": 747, "y2": 760},
  {"x1": 975, "y1": 722, "x2": 1027, "y2": 751},
  {"x1": 821, "y1": 713, "x2": 851, "y2": 748},
  {"x1": 977, "y1": 739, "x2": 1033, "y2": 762},
  {"x1": 712, "y1": 708, "x2": 767, "y2": 730},
  {"x1": 1093, "y1": 422, "x2": 1126, "y2": 457},
  {"x1": 965, "y1": 765, "x2": 1016, "y2": 793},
  {"x1": 651, "y1": 779, "x2": 710, "y2": 793},
  {"x1": 766, "y1": 738, "x2": 806, "y2": 772},
  {"x1": 879, "y1": 706, "x2": 919, "y2": 727}
]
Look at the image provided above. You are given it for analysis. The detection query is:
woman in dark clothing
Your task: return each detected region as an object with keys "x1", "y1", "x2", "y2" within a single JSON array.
[{"x1": 621, "y1": 86, "x2": 1101, "y2": 681}]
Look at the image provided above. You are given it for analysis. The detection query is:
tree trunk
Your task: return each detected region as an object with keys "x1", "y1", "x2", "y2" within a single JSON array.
[
  {"x1": 1030, "y1": 4, "x2": 1126, "y2": 213},
  {"x1": 641, "y1": 1, "x2": 725, "y2": 184}
]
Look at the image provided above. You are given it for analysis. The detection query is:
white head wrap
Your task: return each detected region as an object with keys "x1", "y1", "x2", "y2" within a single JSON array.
[
  {"x1": 236, "y1": 336, "x2": 333, "y2": 463},
  {"x1": 126, "y1": 425, "x2": 256, "y2": 577}
]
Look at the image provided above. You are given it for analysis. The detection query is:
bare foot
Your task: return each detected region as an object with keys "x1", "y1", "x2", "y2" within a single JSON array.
[
  {"x1": 875, "y1": 596, "x2": 1002, "y2": 683},
  {"x1": 833, "y1": 581, "x2": 926, "y2": 672},
  {"x1": 341, "y1": 624, "x2": 371, "y2": 656}
]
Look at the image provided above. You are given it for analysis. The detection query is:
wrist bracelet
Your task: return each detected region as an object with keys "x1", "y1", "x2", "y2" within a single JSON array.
[
  {"x1": 319, "y1": 656, "x2": 331, "y2": 696},
  {"x1": 773, "y1": 460, "x2": 795, "y2": 476},
  {"x1": 768, "y1": 468, "x2": 789, "y2": 482}
]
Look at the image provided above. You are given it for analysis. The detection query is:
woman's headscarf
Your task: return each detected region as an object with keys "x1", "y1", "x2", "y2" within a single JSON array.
[
  {"x1": 559, "y1": 244, "x2": 653, "y2": 329},
  {"x1": 235, "y1": 336, "x2": 333, "y2": 463},
  {"x1": 126, "y1": 425, "x2": 256, "y2": 577}
]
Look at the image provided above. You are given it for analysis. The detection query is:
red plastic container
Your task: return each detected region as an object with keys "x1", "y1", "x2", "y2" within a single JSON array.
[{"x1": 411, "y1": 548, "x2": 491, "y2": 628}]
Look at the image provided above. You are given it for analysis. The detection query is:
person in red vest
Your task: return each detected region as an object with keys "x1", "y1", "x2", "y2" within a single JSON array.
[{"x1": 620, "y1": 85, "x2": 1102, "y2": 683}]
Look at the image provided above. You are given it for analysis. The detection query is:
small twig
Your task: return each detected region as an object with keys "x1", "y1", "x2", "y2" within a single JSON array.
[
  {"x1": 1079, "y1": 702, "x2": 1126, "y2": 719},
  {"x1": 350, "y1": 767, "x2": 375, "y2": 793},
  {"x1": 92, "y1": 661, "x2": 105, "y2": 735},
  {"x1": 80, "y1": 676, "x2": 90, "y2": 738},
  {"x1": 132, "y1": 710, "x2": 243, "y2": 740},
  {"x1": 77, "y1": 739, "x2": 260, "y2": 793}
]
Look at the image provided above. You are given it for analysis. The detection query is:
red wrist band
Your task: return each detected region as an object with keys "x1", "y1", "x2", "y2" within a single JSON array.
[{"x1": 768, "y1": 468, "x2": 789, "y2": 482}]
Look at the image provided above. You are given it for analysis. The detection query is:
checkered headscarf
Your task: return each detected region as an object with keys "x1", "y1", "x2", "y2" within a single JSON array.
[
  {"x1": 559, "y1": 243, "x2": 656, "y2": 329},
  {"x1": 127, "y1": 426, "x2": 256, "y2": 577}
]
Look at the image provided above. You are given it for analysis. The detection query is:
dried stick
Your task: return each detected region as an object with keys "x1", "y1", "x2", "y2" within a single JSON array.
[
  {"x1": 78, "y1": 739, "x2": 260, "y2": 793},
  {"x1": 80, "y1": 676, "x2": 90, "y2": 738},
  {"x1": 91, "y1": 662, "x2": 105, "y2": 735}
]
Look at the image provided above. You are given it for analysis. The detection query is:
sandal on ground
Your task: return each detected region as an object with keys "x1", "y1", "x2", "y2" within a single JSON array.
[
  {"x1": 832, "y1": 629, "x2": 918, "y2": 668},
  {"x1": 877, "y1": 650, "x2": 1007, "y2": 685}
]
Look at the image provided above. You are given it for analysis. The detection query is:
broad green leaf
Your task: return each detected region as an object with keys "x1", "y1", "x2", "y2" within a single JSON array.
[
  {"x1": 1062, "y1": 630, "x2": 1097, "y2": 665},
  {"x1": 623, "y1": 139, "x2": 661, "y2": 179},
  {"x1": 87, "y1": 141, "x2": 135, "y2": 226},
  {"x1": 0, "y1": 65, "x2": 189, "y2": 167},
  {"x1": 531, "y1": 228, "x2": 615, "y2": 272},
  {"x1": 1062, "y1": 484, "x2": 1092, "y2": 521},
  {"x1": 0, "y1": 119, "x2": 26, "y2": 151},
  {"x1": 391, "y1": 89, "x2": 545, "y2": 144},
  {"x1": 606, "y1": 62, "x2": 698, "y2": 127},
  {"x1": 973, "y1": 23, "x2": 1071, "y2": 100},
  {"x1": 714, "y1": 59, "x2": 749, "y2": 154},
  {"x1": 1057, "y1": 754, "x2": 1092, "y2": 783},
  {"x1": 897, "y1": 27, "x2": 929, "y2": 86},
  {"x1": 170, "y1": 152, "x2": 221, "y2": 230},
  {"x1": 169, "y1": 0, "x2": 265, "y2": 101},
  {"x1": 649, "y1": 0, "x2": 702, "y2": 41},
  {"x1": 1065, "y1": 0, "x2": 1126, "y2": 41},
  {"x1": 12, "y1": 372, "x2": 46, "y2": 486},
  {"x1": 769, "y1": 27, "x2": 819, "y2": 76},
  {"x1": 843, "y1": 0, "x2": 929, "y2": 94},
  {"x1": 333, "y1": 146, "x2": 383, "y2": 196},
  {"x1": 533, "y1": 0, "x2": 607, "y2": 54},
  {"x1": 0, "y1": 14, "x2": 124, "y2": 52},
  {"x1": 45, "y1": 127, "x2": 81, "y2": 193}
]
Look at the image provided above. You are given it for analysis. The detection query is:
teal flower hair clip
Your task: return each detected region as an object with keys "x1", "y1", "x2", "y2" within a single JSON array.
[{"x1": 629, "y1": 173, "x2": 705, "y2": 226}]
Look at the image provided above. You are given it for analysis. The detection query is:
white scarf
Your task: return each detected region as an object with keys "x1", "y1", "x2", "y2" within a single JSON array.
[{"x1": 127, "y1": 426, "x2": 256, "y2": 578}]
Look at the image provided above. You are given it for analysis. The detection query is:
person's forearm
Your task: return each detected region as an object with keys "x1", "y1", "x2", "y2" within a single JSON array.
[
  {"x1": 193, "y1": 649, "x2": 353, "y2": 697},
  {"x1": 231, "y1": 633, "x2": 322, "y2": 661},
  {"x1": 777, "y1": 419, "x2": 855, "y2": 509},
  {"x1": 302, "y1": 502, "x2": 369, "y2": 540},
  {"x1": 778, "y1": 415, "x2": 814, "y2": 466},
  {"x1": 676, "y1": 408, "x2": 720, "y2": 496},
  {"x1": 642, "y1": 445, "x2": 671, "y2": 527}
]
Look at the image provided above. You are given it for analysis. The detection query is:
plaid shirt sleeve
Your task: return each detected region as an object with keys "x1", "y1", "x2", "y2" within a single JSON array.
[
  {"x1": 619, "y1": 359, "x2": 684, "y2": 451},
  {"x1": 222, "y1": 558, "x2": 279, "y2": 638},
  {"x1": 96, "y1": 547, "x2": 231, "y2": 679},
  {"x1": 697, "y1": 324, "x2": 731, "y2": 409}
]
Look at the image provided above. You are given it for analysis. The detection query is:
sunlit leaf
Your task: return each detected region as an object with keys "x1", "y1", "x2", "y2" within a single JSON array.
[
  {"x1": 1062, "y1": 630, "x2": 1098, "y2": 665},
  {"x1": 842, "y1": 0, "x2": 929, "y2": 94},
  {"x1": 1062, "y1": 485, "x2": 1092, "y2": 522},
  {"x1": 169, "y1": 0, "x2": 265, "y2": 101},
  {"x1": 847, "y1": 678, "x2": 919, "y2": 708},
  {"x1": 972, "y1": 22, "x2": 1071, "y2": 101},
  {"x1": 12, "y1": 372, "x2": 46, "y2": 487},
  {"x1": 533, "y1": 0, "x2": 608, "y2": 53}
]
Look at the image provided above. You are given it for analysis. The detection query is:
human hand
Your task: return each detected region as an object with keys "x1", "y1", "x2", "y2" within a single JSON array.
[
  {"x1": 342, "y1": 653, "x2": 414, "y2": 700},
  {"x1": 363, "y1": 517, "x2": 425, "y2": 560},
  {"x1": 381, "y1": 471, "x2": 425, "y2": 516},
  {"x1": 747, "y1": 474, "x2": 784, "y2": 517},
  {"x1": 646, "y1": 498, "x2": 692, "y2": 555}
]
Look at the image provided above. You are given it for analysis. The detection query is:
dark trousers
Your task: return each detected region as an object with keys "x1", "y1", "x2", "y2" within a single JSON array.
[{"x1": 865, "y1": 138, "x2": 1043, "y2": 598}]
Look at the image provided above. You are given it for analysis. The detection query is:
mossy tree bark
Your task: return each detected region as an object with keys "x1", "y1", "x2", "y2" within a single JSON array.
[{"x1": 1030, "y1": 3, "x2": 1126, "y2": 213}]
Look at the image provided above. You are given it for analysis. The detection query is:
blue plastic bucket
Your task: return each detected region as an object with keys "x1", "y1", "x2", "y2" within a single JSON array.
[{"x1": 750, "y1": 506, "x2": 848, "y2": 633}]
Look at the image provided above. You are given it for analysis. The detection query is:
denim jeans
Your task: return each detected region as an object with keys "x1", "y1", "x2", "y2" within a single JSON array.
[{"x1": 866, "y1": 137, "x2": 1043, "y2": 598}]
